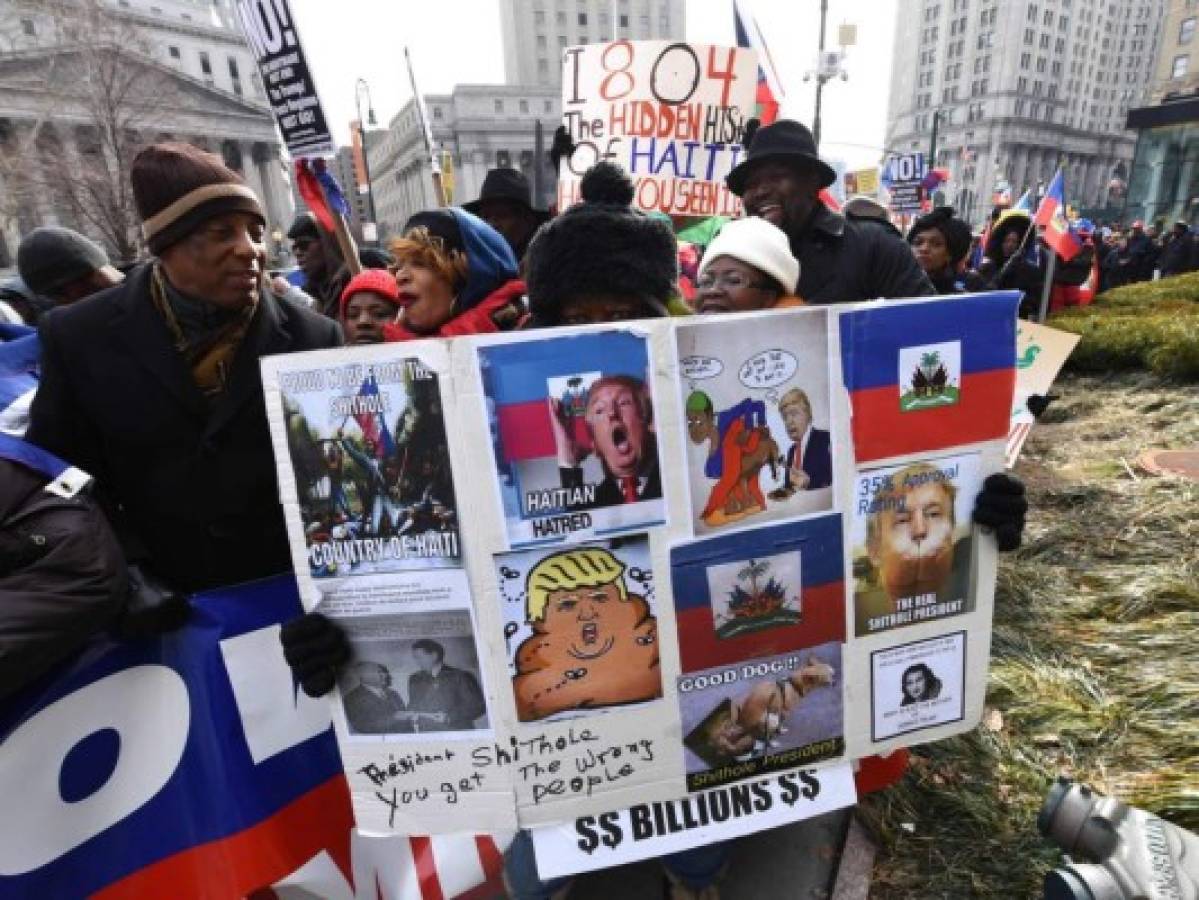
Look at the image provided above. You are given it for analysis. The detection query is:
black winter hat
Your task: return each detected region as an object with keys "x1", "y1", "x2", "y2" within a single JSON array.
[
  {"x1": 287, "y1": 212, "x2": 321, "y2": 240},
  {"x1": 525, "y1": 162, "x2": 678, "y2": 325},
  {"x1": 908, "y1": 206, "x2": 973, "y2": 265},
  {"x1": 726, "y1": 119, "x2": 837, "y2": 195},
  {"x1": 403, "y1": 209, "x2": 465, "y2": 255},
  {"x1": 17, "y1": 227, "x2": 111, "y2": 295}
]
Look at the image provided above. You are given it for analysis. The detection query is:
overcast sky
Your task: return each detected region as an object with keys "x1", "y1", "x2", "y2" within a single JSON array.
[{"x1": 288, "y1": 0, "x2": 897, "y2": 171}]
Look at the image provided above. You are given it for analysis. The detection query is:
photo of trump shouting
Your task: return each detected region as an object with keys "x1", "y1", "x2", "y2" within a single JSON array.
[
  {"x1": 549, "y1": 374, "x2": 662, "y2": 507},
  {"x1": 853, "y1": 456, "x2": 978, "y2": 636}
]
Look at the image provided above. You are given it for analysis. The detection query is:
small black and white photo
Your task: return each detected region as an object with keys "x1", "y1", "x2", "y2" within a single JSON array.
[
  {"x1": 337, "y1": 609, "x2": 490, "y2": 739},
  {"x1": 871, "y1": 631, "x2": 965, "y2": 742}
]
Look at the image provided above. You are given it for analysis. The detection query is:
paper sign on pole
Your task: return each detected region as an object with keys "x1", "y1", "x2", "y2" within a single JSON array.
[
  {"x1": 234, "y1": 0, "x2": 334, "y2": 157},
  {"x1": 1005, "y1": 321, "x2": 1080, "y2": 467},
  {"x1": 885, "y1": 153, "x2": 925, "y2": 214},
  {"x1": 558, "y1": 41, "x2": 759, "y2": 217}
]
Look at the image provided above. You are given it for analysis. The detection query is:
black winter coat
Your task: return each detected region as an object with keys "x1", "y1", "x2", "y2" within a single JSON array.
[
  {"x1": 0, "y1": 457, "x2": 126, "y2": 700},
  {"x1": 786, "y1": 205, "x2": 936, "y2": 303},
  {"x1": 27, "y1": 263, "x2": 343, "y2": 593}
]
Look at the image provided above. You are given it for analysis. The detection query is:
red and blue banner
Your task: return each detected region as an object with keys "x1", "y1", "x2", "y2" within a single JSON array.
[
  {"x1": 839, "y1": 293, "x2": 1020, "y2": 463},
  {"x1": 669, "y1": 514, "x2": 846, "y2": 673},
  {"x1": 0, "y1": 577, "x2": 508, "y2": 899}
]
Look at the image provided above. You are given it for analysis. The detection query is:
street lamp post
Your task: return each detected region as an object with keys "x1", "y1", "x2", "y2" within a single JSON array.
[
  {"x1": 804, "y1": 3, "x2": 853, "y2": 150},
  {"x1": 354, "y1": 78, "x2": 379, "y2": 244}
]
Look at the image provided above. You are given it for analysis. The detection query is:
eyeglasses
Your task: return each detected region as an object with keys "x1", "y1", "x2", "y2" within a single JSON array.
[{"x1": 696, "y1": 271, "x2": 776, "y2": 292}]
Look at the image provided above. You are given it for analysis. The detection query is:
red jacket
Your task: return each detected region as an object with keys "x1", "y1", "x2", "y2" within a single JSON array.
[{"x1": 382, "y1": 279, "x2": 527, "y2": 342}]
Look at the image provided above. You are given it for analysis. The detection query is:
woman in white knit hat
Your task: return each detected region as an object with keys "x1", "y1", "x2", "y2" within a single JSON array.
[{"x1": 695, "y1": 216, "x2": 803, "y2": 315}]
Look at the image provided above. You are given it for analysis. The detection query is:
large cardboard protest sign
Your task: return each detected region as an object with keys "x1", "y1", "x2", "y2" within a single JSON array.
[
  {"x1": 234, "y1": 0, "x2": 333, "y2": 156},
  {"x1": 558, "y1": 41, "x2": 759, "y2": 217},
  {"x1": 259, "y1": 294, "x2": 1018, "y2": 852}
]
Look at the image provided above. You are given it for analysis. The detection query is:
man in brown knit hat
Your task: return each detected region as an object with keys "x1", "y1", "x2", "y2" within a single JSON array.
[{"x1": 28, "y1": 142, "x2": 342, "y2": 613}]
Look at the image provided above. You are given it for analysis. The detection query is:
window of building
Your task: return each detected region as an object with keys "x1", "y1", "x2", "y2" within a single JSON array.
[
  {"x1": 20, "y1": 17, "x2": 35, "y2": 36},
  {"x1": 228, "y1": 57, "x2": 242, "y2": 95},
  {"x1": 544, "y1": 99, "x2": 552, "y2": 112},
  {"x1": 1028, "y1": 4, "x2": 1038, "y2": 22},
  {"x1": 534, "y1": 10, "x2": 544, "y2": 24},
  {"x1": 1173, "y1": 54, "x2": 1189, "y2": 78},
  {"x1": 538, "y1": 57, "x2": 548, "y2": 75},
  {"x1": 199, "y1": 51, "x2": 212, "y2": 77},
  {"x1": 578, "y1": 12, "x2": 587, "y2": 25},
  {"x1": 168, "y1": 45, "x2": 180, "y2": 59},
  {"x1": 1025, "y1": 27, "x2": 1035, "y2": 43},
  {"x1": 620, "y1": 14, "x2": 628, "y2": 27},
  {"x1": 556, "y1": 11, "x2": 565, "y2": 24},
  {"x1": 494, "y1": 99, "x2": 504, "y2": 113},
  {"x1": 1021, "y1": 52, "x2": 1031, "y2": 68},
  {"x1": 537, "y1": 35, "x2": 546, "y2": 49},
  {"x1": 1181, "y1": 17, "x2": 1196, "y2": 44},
  {"x1": 520, "y1": 99, "x2": 529, "y2": 113},
  {"x1": 150, "y1": 6, "x2": 162, "y2": 14}
]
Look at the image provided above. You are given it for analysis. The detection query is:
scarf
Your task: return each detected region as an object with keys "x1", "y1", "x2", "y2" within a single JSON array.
[{"x1": 150, "y1": 265, "x2": 257, "y2": 399}]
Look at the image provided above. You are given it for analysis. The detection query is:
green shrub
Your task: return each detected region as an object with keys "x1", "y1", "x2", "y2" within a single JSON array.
[{"x1": 1050, "y1": 275, "x2": 1199, "y2": 380}]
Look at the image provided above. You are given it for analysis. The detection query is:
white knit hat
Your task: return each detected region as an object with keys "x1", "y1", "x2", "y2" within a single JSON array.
[{"x1": 698, "y1": 217, "x2": 800, "y2": 294}]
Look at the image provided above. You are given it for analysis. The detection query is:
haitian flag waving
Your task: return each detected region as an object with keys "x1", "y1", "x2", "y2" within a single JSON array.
[
  {"x1": 1034, "y1": 169, "x2": 1082, "y2": 263},
  {"x1": 839, "y1": 293, "x2": 1020, "y2": 463}
]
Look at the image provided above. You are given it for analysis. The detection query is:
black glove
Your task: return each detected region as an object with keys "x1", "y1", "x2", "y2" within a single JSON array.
[
  {"x1": 548, "y1": 125, "x2": 576, "y2": 174},
  {"x1": 742, "y1": 117, "x2": 761, "y2": 149},
  {"x1": 972, "y1": 473, "x2": 1028, "y2": 552},
  {"x1": 117, "y1": 564, "x2": 191, "y2": 640},
  {"x1": 1026, "y1": 393, "x2": 1058, "y2": 418},
  {"x1": 280, "y1": 612, "x2": 350, "y2": 698}
]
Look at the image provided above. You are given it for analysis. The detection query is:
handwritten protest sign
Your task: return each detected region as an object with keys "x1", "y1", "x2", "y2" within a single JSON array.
[
  {"x1": 234, "y1": 0, "x2": 333, "y2": 156},
  {"x1": 1005, "y1": 321, "x2": 1080, "y2": 468},
  {"x1": 260, "y1": 296, "x2": 1017, "y2": 838},
  {"x1": 558, "y1": 41, "x2": 759, "y2": 217}
]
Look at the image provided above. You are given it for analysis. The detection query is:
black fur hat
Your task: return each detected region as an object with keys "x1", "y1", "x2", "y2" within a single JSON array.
[{"x1": 525, "y1": 162, "x2": 678, "y2": 325}]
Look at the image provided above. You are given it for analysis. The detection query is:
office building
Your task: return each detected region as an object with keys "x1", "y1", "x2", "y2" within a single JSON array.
[
  {"x1": 885, "y1": 0, "x2": 1167, "y2": 222},
  {"x1": 499, "y1": 0, "x2": 685, "y2": 89}
]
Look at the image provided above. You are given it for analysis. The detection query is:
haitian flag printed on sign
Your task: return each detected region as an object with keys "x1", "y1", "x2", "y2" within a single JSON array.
[
  {"x1": 669, "y1": 514, "x2": 846, "y2": 674},
  {"x1": 838, "y1": 293, "x2": 1019, "y2": 463}
]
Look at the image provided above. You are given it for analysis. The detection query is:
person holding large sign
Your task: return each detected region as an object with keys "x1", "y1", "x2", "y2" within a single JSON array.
[{"x1": 727, "y1": 120, "x2": 935, "y2": 304}]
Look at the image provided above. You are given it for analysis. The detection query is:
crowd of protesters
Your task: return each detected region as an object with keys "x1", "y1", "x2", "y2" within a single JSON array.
[{"x1": 0, "y1": 120, "x2": 1037, "y2": 900}]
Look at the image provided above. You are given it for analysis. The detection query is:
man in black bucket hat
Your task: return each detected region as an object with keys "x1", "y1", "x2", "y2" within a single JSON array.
[
  {"x1": 726, "y1": 119, "x2": 933, "y2": 303},
  {"x1": 463, "y1": 167, "x2": 549, "y2": 263}
]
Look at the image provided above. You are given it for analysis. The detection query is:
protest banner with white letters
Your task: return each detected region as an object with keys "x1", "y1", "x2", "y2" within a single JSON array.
[
  {"x1": 258, "y1": 293, "x2": 1019, "y2": 840},
  {"x1": 557, "y1": 41, "x2": 758, "y2": 217},
  {"x1": 0, "y1": 576, "x2": 511, "y2": 898},
  {"x1": 234, "y1": 0, "x2": 333, "y2": 156}
]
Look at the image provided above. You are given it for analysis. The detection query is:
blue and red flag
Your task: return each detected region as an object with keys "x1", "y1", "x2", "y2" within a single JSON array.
[
  {"x1": 294, "y1": 158, "x2": 350, "y2": 234},
  {"x1": 669, "y1": 515, "x2": 846, "y2": 673},
  {"x1": 354, "y1": 372, "x2": 396, "y2": 459},
  {"x1": 1034, "y1": 169, "x2": 1082, "y2": 262},
  {"x1": 733, "y1": 0, "x2": 782, "y2": 126},
  {"x1": 839, "y1": 293, "x2": 1020, "y2": 463}
]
